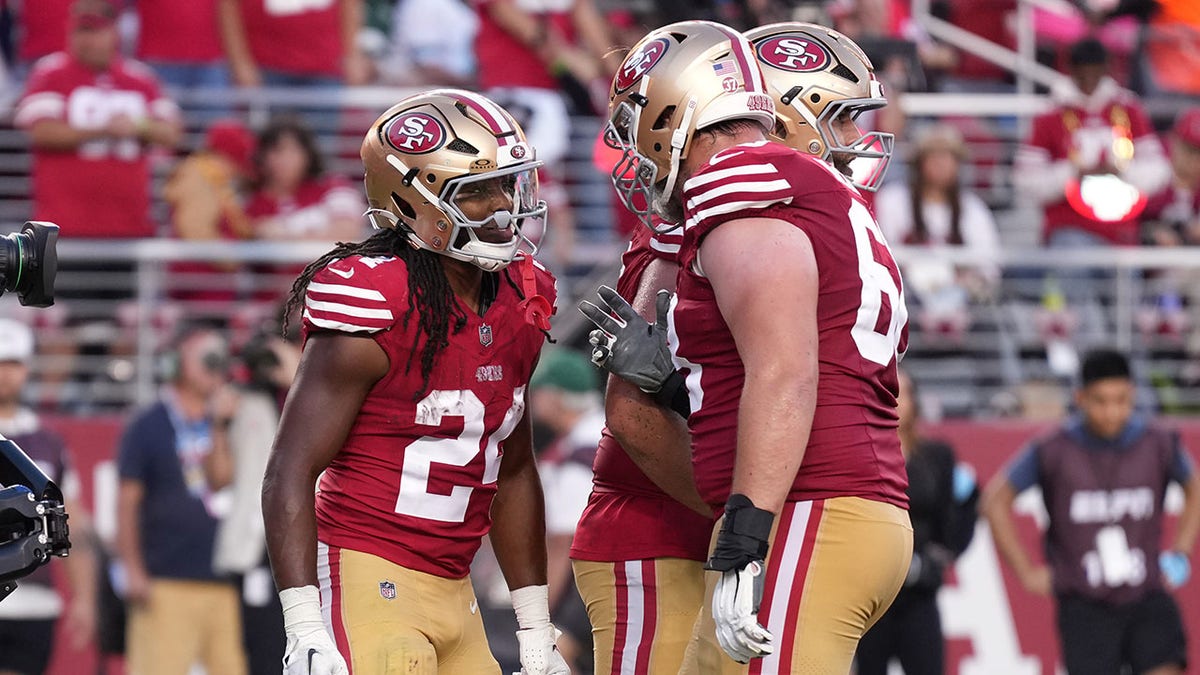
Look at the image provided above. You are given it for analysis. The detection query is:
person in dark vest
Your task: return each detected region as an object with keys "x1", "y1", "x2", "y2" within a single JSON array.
[
  {"x1": 983, "y1": 348, "x2": 1200, "y2": 675},
  {"x1": 856, "y1": 368, "x2": 980, "y2": 675}
]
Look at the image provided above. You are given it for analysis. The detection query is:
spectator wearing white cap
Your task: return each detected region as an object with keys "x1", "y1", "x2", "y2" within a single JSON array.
[{"x1": 0, "y1": 318, "x2": 98, "y2": 675}]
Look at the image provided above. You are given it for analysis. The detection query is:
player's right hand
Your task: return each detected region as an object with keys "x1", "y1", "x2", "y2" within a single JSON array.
[
  {"x1": 280, "y1": 586, "x2": 349, "y2": 675},
  {"x1": 705, "y1": 494, "x2": 776, "y2": 663},
  {"x1": 712, "y1": 560, "x2": 773, "y2": 663},
  {"x1": 578, "y1": 285, "x2": 675, "y2": 393}
]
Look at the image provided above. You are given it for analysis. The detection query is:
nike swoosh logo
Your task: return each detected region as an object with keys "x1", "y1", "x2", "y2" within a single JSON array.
[
  {"x1": 307, "y1": 648, "x2": 318, "y2": 670},
  {"x1": 469, "y1": 599, "x2": 478, "y2": 614},
  {"x1": 330, "y1": 267, "x2": 355, "y2": 279}
]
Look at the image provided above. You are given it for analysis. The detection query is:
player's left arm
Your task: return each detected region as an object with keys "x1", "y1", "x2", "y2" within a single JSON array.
[
  {"x1": 490, "y1": 403, "x2": 548, "y2": 589},
  {"x1": 490, "y1": 402, "x2": 571, "y2": 674},
  {"x1": 702, "y1": 217, "x2": 818, "y2": 516}
]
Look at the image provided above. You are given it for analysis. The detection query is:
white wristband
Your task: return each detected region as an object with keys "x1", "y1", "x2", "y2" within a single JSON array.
[
  {"x1": 279, "y1": 585, "x2": 324, "y2": 632},
  {"x1": 511, "y1": 584, "x2": 551, "y2": 630}
]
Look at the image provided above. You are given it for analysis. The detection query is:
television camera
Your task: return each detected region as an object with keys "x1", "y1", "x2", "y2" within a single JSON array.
[{"x1": 0, "y1": 221, "x2": 70, "y2": 602}]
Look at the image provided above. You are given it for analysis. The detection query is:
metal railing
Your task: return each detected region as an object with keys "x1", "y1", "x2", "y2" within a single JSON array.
[{"x1": 3, "y1": 241, "x2": 1196, "y2": 417}]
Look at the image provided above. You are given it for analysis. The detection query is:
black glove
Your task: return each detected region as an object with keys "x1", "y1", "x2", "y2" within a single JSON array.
[
  {"x1": 579, "y1": 285, "x2": 677, "y2": 394},
  {"x1": 705, "y1": 494, "x2": 775, "y2": 572}
]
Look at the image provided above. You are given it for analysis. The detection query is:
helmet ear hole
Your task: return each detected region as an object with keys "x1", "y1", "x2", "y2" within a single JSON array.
[
  {"x1": 652, "y1": 106, "x2": 676, "y2": 131},
  {"x1": 391, "y1": 192, "x2": 417, "y2": 220}
]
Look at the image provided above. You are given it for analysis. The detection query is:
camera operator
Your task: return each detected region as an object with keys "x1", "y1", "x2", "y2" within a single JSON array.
[
  {"x1": 114, "y1": 324, "x2": 246, "y2": 675},
  {"x1": 0, "y1": 318, "x2": 96, "y2": 675}
]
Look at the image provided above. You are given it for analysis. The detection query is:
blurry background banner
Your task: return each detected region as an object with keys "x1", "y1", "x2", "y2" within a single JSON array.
[{"x1": 34, "y1": 416, "x2": 1200, "y2": 675}]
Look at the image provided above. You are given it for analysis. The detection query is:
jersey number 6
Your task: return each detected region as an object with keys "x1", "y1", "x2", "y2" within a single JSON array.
[
  {"x1": 848, "y1": 200, "x2": 908, "y2": 366},
  {"x1": 394, "y1": 387, "x2": 526, "y2": 523}
]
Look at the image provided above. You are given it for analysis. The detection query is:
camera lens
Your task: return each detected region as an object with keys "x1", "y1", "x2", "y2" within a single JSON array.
[{"x1": 0, "y1": 222, "x2": 58, "y2": 307}]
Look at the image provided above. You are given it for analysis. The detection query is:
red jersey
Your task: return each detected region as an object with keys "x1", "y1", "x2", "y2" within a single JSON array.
[
  {"x1": 472, "y1": 0, "x2": 574, "y2": 90},
  {"x1": 15, "y1": 53, "x2": 179, "y2": 238},
  {"x1": 570, "y1": 225, "x2": 714, "y2": 563},
  {"x1": 245, "y1": 176, "x2": 363, "y2": 237},
  {"x1": 17, "y1": 0, "x2": 71, "y2": 63},
  {"x1": 674, "y1": 141, "x2": 910, "y2": 511},
  {"x1": 136, "y1": 0, "x2": 224, "y2": 63},
  {"x1": 1026, "y1": 95, "x2": 1159, "y2": 244},
  {"x1": 239, "y1": 0, "x2": 342, "y2": 77},
  {"x1": 305, "y1": 253, "x2": 556, "y2": 579},
  {"x1": 246, "y1": 176, "x2": 364, "y2": 300}
]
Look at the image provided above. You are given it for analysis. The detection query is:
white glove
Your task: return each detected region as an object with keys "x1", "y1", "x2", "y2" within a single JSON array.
[
  {"x1": 280, "y1": 586, "x2": 349, "y2": 675},
  {"x1": 516, "y1": 624, "x2": 571, "y2": 675},
  {"x1": 511, "y1": 585, "x2": 571, "y2": 675},
  {"x1": 711, "y1": 560, "x2": 774, "y2": 663}
]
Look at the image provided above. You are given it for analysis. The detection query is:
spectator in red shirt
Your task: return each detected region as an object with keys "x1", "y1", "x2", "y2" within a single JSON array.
[
  {"x1": 473, "y1": 0, "x2": 614, "y2": 164},
  {"x1": 15, "y1": 0, "x2": 182, "y2": 239},
  {"x1": 246, "y1": 117, "x2": 365, "y2": 300},
  {"x1": 1014, "y1": 38, "x2": 1170, "y2": 248},
  {"x1": 1144, "y1": 107, "x2": 1200, "y2": 247},
  {"x1": 134, "y1": 0, "x2": 232, "y2": 90},
  {"x1": 1139, "y1": 107, "x2": 1200, "y2": 348},
  {"x1": 471, "y1": 0, "x2": 615, "y2": 269},
  {"x1": 1013, "y1": 38, "x2": 1170, "y2": 348},
  {"x1": 217, "y1": 0, "x2": 371, "y2": 87}
]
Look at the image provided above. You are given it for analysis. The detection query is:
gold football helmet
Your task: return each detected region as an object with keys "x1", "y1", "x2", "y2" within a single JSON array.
[
  {"x1": 361, "y1": 89, "x2": 546, "y2": 272},
  {"x1": 745, "y1": 22, "x2": 894, "y2": 191},
  {"x1": 606, "y1": 20, "x2": 776, "y2": 231}
]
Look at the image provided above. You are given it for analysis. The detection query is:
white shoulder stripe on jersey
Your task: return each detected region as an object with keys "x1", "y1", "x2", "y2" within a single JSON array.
[
  {"x1": 684, "y1": 196, "x2": 795, "y2": 230},
  {"x1": 649, "y1": 237, "x2": 681, "y2": 254},
  {"x1": 307, "y1": 281, "x2": 387, "y2": 302},
  {"x1": 686, "y1": 178, "x2": 791, "y2": 209},
  {"x1": 303, "y1": 310, "x2": 386, "y2": 333},
  {"x1": 305, "y1": 298, "x2": 394, "y2": 321},
  {"x1": 683, "y1": 163, "x2": 779, "y2": 192},
  {"x1": 14, "y1": 93, "x2": 65, "y2": 127}
]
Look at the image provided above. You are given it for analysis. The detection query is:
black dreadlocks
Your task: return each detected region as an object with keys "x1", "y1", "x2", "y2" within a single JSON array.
[{"x1": 284, "y1": 229, "x2": 468, "y2": 400}]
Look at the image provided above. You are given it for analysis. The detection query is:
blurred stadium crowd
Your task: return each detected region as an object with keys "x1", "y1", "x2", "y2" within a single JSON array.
[{"x1": 0, "y1": 0, "x2": 1198, "y2": 674}]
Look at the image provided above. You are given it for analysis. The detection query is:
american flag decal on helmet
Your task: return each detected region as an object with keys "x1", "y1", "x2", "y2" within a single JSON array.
[{"x1": 712, "y1": 60, "x2": 738, "y2": 77}]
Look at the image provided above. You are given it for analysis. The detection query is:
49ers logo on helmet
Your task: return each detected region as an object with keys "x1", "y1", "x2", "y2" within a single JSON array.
[
  {"x1": 385, "y1": 113, "x2": 446, "y2": 154},
  {"x1": 614, "y1": 37, "x2": 670, "y2": 93},
  {"x1": 755, "y1": 35, "x2": 831, "y2": 73}
]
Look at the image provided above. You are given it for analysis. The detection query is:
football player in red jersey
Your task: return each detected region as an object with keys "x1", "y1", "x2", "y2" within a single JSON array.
[
  {"x1": 261, "y1": 90, "x2": 570, "y2": 675},
  {"x1": 583, "y1": 21, "x2": 914, "y2": 674},
  {"x1": 569, "y1": 218, "x2": 715, "y2": 675}
]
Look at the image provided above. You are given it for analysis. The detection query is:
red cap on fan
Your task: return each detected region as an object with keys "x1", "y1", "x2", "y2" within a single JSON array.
[
  {"x1": 71, "y1": 0, "x2": 118, "y2": 29},
  {"x1": 205, "y1": 119, "x2": 256, "y2": 176}
]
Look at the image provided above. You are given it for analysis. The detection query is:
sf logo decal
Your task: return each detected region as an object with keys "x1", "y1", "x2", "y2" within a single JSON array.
[
  {"x1": 386, "y1": 113, "x2": 447, "y2": 154},
  {"x1": 615, "y1": 37, "x2": 671, "y2": 93},
  {"x1": 756, "y1": 35, "x2": 832, "y2": 73}
]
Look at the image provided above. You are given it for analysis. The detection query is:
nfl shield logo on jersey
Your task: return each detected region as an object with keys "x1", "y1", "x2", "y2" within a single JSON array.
[
  {"x1": 379, "y1": 581, "x2": 396, "y2": 600},
  {"x1": 479, "y1": 324, "x2": 494, "y2": 347}
]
